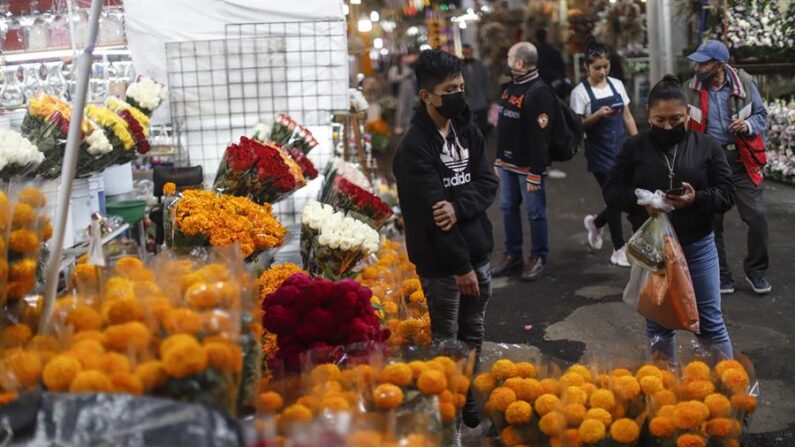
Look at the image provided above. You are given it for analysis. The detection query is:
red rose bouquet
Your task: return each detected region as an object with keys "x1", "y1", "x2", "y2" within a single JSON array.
[
  {"x1": 213, "y1": 137, "x2": 305, "y2": 204},
  {"x1": 262, "y1": 273, "x2": 390, "y2": 369},
  {"x1": 286, "y1": 147, "x2": 318, "y2": 180},
  {"x1": 327, "y1": 177, "x2": 393, "y2": 229}
]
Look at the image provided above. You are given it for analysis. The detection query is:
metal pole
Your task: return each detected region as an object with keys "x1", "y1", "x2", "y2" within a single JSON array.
[{"x1": 40, "y1": 0, "x2": 104, "y2": 331}]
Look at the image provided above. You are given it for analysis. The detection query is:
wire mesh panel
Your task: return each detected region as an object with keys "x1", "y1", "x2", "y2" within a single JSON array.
[{"x1": 166, "y1": 20, "x2": 348, "y2": 226}]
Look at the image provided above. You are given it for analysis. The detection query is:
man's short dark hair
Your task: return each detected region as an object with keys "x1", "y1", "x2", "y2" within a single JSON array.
[
  {"x1": 415, "y1": 49, "x2": 463, "y2": 93},
  {"x1": 462, "y1": 43, "x2": 473, "y2": 50}
]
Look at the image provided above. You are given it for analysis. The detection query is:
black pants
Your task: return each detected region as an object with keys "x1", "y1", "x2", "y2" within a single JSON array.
[
  {"x1": 593, "y1": 172, "x2": 625, "y2": 250},
  {"x1": 714, "y1": 150, "x2": 769, "y2": 279}
]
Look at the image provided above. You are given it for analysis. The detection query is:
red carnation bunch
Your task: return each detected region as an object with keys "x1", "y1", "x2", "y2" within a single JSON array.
[
  {"x1": 328, "y1": 177, "x2": 393, "y2": 229},
  {"x1": 262, "y1": 273, "x2": 389, "y2": 369},
  {"x1": 213, "y1": 137, "x2": 305, "y2": 204}
]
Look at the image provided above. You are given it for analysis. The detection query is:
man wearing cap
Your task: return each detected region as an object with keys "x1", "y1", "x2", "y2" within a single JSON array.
[{"x1": 684, "y1": 39, "x2": 771, "y2": 295}]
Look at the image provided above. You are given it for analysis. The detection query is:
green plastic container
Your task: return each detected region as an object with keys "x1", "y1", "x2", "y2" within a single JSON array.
[{"x1": 106, "y1": 199, "x2": 147, "y2": 224}]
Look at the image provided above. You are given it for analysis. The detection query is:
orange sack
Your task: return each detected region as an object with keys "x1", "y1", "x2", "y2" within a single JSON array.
[{"x1": 637, "y1": 234, "x2": 700, "y2": 333}]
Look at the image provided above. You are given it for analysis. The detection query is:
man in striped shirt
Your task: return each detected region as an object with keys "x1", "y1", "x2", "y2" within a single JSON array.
[{"x1": 493, "y1": 42, "x2": 558, "y2": 281}]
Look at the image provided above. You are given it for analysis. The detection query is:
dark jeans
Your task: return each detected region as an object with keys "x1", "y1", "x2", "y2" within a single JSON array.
[
  {"x1": 420, "y1": 262, "x2": 492, "y2": 426},
  {"x1": 499, "y1": 168, "x2": 549, "y2": 259},
  {"x1": 714, "y1": 150, "x2": 769, "y2": 279},
  {"x1": 592, "y1": 172, "x2": 625, "y2": 250}
]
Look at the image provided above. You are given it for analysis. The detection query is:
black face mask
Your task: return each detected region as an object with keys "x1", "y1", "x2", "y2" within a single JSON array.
[
  {"x1": 650, "y1": 122, "x2": 688, "y2": 149},
  {"x1": 696, "y1": 65, "x2": 720, "y2": 82},
  {"x1": 433, "y1": 91, "x2": 467, "y2": 119}
]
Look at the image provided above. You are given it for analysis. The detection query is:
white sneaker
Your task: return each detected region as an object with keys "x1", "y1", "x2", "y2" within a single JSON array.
[
  {"x1": 610, "y1": 246, "x2": 631, "y2": 267},
  {"x1": 451, "y1": 429, "x2": 463, "y2": 447},
  {"x1": 548, "y1": 168, "x2": 567, "y2": 179},
  {"x1": 583, "y1": 215, "x2": 603, "y2": 250}
]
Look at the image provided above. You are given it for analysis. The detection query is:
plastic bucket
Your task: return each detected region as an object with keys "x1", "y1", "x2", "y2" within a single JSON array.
[
  {"x1": 41, "y1": 179, "x2": 75, "y2": 250},
  {"x1": 103, "y1": 162, "x2": 134, "y2": 196},
  {"x1": 71, "y1": 178, "x2": 94, "y2": 244},
  {"x1": 89, "y1": 173, "x2": 106, "y2": 215}
]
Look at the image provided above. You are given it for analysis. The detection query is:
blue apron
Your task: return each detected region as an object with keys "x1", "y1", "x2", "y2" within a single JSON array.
[{"x1": 583, "y1": 79, "x2": 625, "y2": 174}]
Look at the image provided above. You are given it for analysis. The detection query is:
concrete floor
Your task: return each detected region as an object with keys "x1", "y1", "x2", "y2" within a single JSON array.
[{"x1": 477, "y1": 154, "x2": 795, "y2": 446}]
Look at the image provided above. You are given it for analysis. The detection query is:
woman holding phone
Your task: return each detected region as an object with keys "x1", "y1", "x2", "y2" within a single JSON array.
[
  {"x1": 570, "y1": 39, "x2": 638, "y2": 266},
  {"x1": 604, "y1": 75, "x2": 735, "y2": 361}
]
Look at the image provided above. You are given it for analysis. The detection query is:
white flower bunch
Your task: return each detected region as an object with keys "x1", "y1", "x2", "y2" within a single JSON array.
[
  {"x1": 349, "y1": 88, "x2": 369, "y2": 112},
  {"x1": 126, "y1": 76, "x2": 168, "y2": 112},
  {"x1": 252, "y1": 122, "x2": 272, "y2": 143},
  {"x1": 0, "y1": 129, "x2": 44, "y2": 172},
  {"x1": 85, "y1": 121, "x2": 114, "y2": 155},
  {"x1": 302, "y1": 200, "x2": 380, "y2": 255}
]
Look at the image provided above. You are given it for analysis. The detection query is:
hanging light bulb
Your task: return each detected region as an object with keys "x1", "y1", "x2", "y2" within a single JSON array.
[
  {"x1": 373, "y1": 37, "x2": 383, "y2": 49},
  {"x1": 370, "y1": 10, "x2": 380, "y2": 22},
  {"x1": 357, "y1": 19, "x2": 373, "y2": 33}
]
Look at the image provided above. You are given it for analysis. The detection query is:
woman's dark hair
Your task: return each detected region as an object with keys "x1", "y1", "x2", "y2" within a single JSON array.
[
  {"x1": 647, "y1": 74, "x2": 688, "y2": 109},
  {"x1": 415, "y1": 49, "x2": 463, "y2": 93},
  {"x1": 584, "y1": 37, "x2": 610, "y2": 65}
]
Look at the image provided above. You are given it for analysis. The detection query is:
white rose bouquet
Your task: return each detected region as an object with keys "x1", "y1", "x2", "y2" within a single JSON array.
[
  {"x1": 300, "y1": 200, "x2": 380, "y2": 279},
  {"x1": 0, "y1": 129, "x2": 44, "y2": 180},
  {"x1": 125, "y1": 75, "x2": 168, "y2": 116}
]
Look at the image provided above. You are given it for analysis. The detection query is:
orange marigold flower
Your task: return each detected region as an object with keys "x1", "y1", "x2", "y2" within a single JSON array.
[
  {"x1": 534, "y1": 393, "x2": 560, "y2": 416},
  {"x1": 18, "y1": 187, "x2": 46, "y2": 208},
  {"x1": 540, "y1": 378, "x2": 561, "y2": 396},
  {"x1": 721, "y1": 368, "x2": 750, "y2": 393},
  {"x1": 70, "y1": 263, "x2": 100, "y2": 290},
  {"x1": 321, "y1": 395, "x2": 351, "y2": 412},
  {"x1": 589, "y1": 389, "x2": 617, "y2": 410},
  {"x1": 563, "y1": 386, "x2": 587, "y2": 405},
  {"x1": 28, "y1": 335, "x2": 59, "y2": 352},
  {"x1": 579, "y1": 418, "x2": 606, "y2": 444},
  {"x1": 584, "y1": 408, "x2": 612, "y2": 426},
  {"x1": 104, "y1": 322, "x2": 151, "y2": 353},
  {"x1": 110, "y1": 371, "x2": 144, "y2": 395},
  {"x1": 657, "y1": 404, "x2": 676, "y2": 418},
  {"x1": 610, "y1": 418, "x2": 640, "y2": 443},
  {"x1": 163, "y1": 182, "x2": 177, "y2": 196},
  {"x1": 0, "y1": 391, "x2": 18, "y2": 405},
  {"x1": 256, "y1": 391, "x2": 284, "y2": 413},
  {"x1": 500, "y1": 427, "x2": 521, "y2": 446},
  {"x1": 561, "y1": 372, "x2": 586, "y2": 387},
  {"x1": 42, "y1": 355, "x2": 82, "y2": 391},
  {"x1": 563, "y1": 403, "x2": 587, "y2": 426},
  {"x1": 9, "y1": 229, "x2": 39, "y2": 254},
  {"x1": 641, "y1": 375, "x2": 664, "y2": 395},
  {"x1": 505, "y1": 400, "x2": 533, "y2": 425},
  {"x1": 613, "y1": 375, "x2": 641, "y2": 401},
  {"x1": 491, "y1": 359, "x2": 518, "y2": 381},
  {"x1": 516, "y1": 361, "x2": 537, "y2": 379},
  {"x1": 704, "y1": 417, "x2": 736, "y2": 438},
  {"x1": 66, "y1": 305, "x2": 103, "y2": 332},
  {"x1": 162, "y1": 336, "x2": 208, "y2": 378},
  {"x1": 715, "y1": 359, "x2": 745, "y2": 378},
  {"x1": 505, "y1": 377, "x2": 543, "y2": 402},
  {"x1": 473, "y1": 372, "x2": 496, "y2": 394},
  {"x1": 704, "y1": 393, "x2": 732, "y2": 418},
  {"x1": 204, "y1": 342, "x2": 234, "y2": 371},
  {"x1": 649, "y1": 416, "x2": 677, "y2": 438},
  {"x1": 135, "y1": 361, "x2": 167, "y2": 392},
  {"x1": 72, "y1": 330, "x2": 107, "y2": 346},
  {"x1": 11, "y1": 202, "x2": 36, "y2": 228},
  {"x1": 654, "y1": 389, "x2": 678, "y2": 407},
  {"x1": 163, "y1": 308, "x2": 203, "y2": 335},
  {"x1": 636, "y1": 364, "x2": 664, "y2": 381},
  {"x1": 1, "y1": 349, "x2": 42, "y2": 389},
  {"x1": 684, "y1": 361, "x2": 711, "y2": 381},
  {"x1": 731, "y1": 393, "x2": 757, "y2": 413},
  {"x1": 380, "y1": 362, "x2": 413, "y2": 386},
  {"x1": 103, "y1": 297, "x2": 144, "y2": 324},
  {"x1": 40, "y1": 220, "x2": 53, "y2": 241},
  {"x1": 2, "y1": 324, "x2": 32, "y2": 347},
  {"x1": 539, "y1": 411, "x2": 567, "y2": 436},
  {"x1": 673, "y1": 401, "x2": 709, "y2": 430},
  {"x1": 69, "y1": 370, "x2": 112, "y2": 393},
  {"x1": 417, "y1": 369, "x2": 447, "y2": 395},
  {"x1": 676, "y1": 433, "x2": 707, "y2": 447},
  {"x1": 373, "y1": 383, "x2": 404, "y2": 410},
  {"x1": 438, "y1": 401, "x2": 456, "y2": 423},
  {"x1": 611, "y1": 368, "x2": 632, "y2": 377},
  {"x1": 489, "y1": 386, "x2": 518, "y2": 412},
  {"x1": 310, "y1": 363, "x2": 342, "y2": 385},
  {"x1": 686, "y1": 379, "x2": 715, "y2": 400},
  {"x1": 71, "y1": 339, "x2": 105, "y2": 356},
  {"x1": 259, "y1": 262, "x2": 304, "y2": 301}
]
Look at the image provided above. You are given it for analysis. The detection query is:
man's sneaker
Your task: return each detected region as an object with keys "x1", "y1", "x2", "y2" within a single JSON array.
[
  {"x1": 548, "y1": 168, "x2": 567, "y2": 179},
  {"x1": 610, "y1": 246, "x2": 631, "y2": 267},
  {"x1": 521, "y1": 256, "x2": 547, "y2": 282},
  {"x1": 720, "y1": 277, "x2": 735, "y2": 295},
  {"x1": 493, "y1": 254, "x2": 523, "y2": 277},
  {"x1": 745, "y1": 275, "x2": 772, "y2": 295},
  {"x1": 583, "y1": 215, "x2": 603, "y2": 250},
  {"x1": 451, "y1": 429, "x2": 462, "y2": 447}
]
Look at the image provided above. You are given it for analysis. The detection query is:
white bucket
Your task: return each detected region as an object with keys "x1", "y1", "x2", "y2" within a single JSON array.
[
  {"x1": 41, "y1": 179, "x2": 75, "y2": 250},
  {"x1": 103, "y1": 162, "x2": 134, "y2": 196},
  {"x1": 71, "y1": 179, "x2": 94, "y2": 244},
  {"x1": 88, "y1": 173, "x2": 106, "y2": 215}
]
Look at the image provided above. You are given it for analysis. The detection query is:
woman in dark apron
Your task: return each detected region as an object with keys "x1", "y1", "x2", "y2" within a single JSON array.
[{"x1": 570, "y1": 39, "x2": 638, "y2": 266}]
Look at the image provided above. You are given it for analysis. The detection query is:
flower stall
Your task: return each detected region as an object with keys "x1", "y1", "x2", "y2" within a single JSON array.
[{"x1": 765, "y1": 99, "x2": 795, "y2": 186}]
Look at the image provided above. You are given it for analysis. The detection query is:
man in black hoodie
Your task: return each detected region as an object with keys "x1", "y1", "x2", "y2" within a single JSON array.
[{"x1": 393, "y1": 49, "x2": 498, "y2": 431}]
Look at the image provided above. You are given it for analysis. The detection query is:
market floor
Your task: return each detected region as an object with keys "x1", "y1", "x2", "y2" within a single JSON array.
[{"x1": 478, "y1": 155, "x2": 795, "y2": 447}]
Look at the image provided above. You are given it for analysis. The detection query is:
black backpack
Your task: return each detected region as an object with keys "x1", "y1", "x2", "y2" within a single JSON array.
[{"x1": 548, "y1": 87, "x2": 584, "y2": 162}]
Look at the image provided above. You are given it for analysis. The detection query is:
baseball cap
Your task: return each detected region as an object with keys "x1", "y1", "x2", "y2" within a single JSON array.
[{"x1": 688, "y1": 40, "x2": 730, "y2": 63}]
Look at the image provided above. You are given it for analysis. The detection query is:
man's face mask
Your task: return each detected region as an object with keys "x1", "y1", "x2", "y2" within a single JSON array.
[{"x1": 696, "y1": 62, "x2": 722, "y2": 82}]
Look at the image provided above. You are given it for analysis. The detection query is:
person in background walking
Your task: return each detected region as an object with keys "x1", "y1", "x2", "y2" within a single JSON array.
[
  {"x1": 570, "y1": 39, "x2": 638, "y2": 267},
  {"x1": 535, "y1": 28, "x2": 570, "y2": 99},
  {"x1": 393, "y1": 49, "x2": 498, "y2": 439},
  {"x1": 461, "y1": 44, "x2": 493, "y2": 138},
  {"x1": 604, "y1": 75, "x2": 735, "y2": 361},
  {"x1": 493, "y1": 42, "x2": 557, "y2": 281},
  {"x1": 684, "y1": 39, "x2": 771, "y2": 295},
  {"x1": 388, "y1": 52, "x2": 418, "y2": 134}
]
